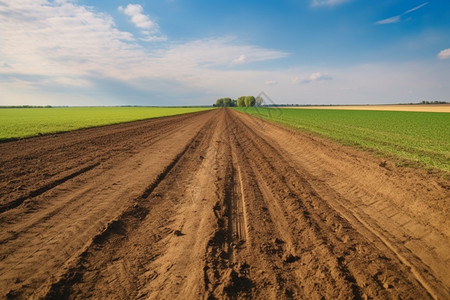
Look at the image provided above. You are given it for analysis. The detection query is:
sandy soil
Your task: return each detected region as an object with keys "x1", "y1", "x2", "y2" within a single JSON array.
[
  {"x1": 0, "y1": 108, "x2": 448, "y2": 299},
  {"x1": 288, "y1": 104, "x2": 450, "y2": 112}
]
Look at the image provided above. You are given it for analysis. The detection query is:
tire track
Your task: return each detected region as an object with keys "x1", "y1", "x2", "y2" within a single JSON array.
[
  {"x1": 234, "y1": 109, "x2": 449, "y2": 299},
  {"x1": 0, "y1": 162, "x2": 99, "y2": 214},
  {"x1": 229, "y1": 153, "x2": 248, "y2": 252},
  {"x1": 0, "y1": 110, "x2": 211, "y2": 210},
  {"x1": 1, "y1": 108, "x2": 446, "y2": 299},
  {"x1": 203, "y1": 129, "x2": 255, "y2": 299},
  {"x1": 0, "y1": 110, "x2": 217, "y2": 299},
  {"x1": 43, "y1": 115, "x2": 218, "y2": 299},
  {"x1": 219, "y1": 108, "x2": 431, "y2": 299},
  {"x1": 0, "y1": 115, "x2": 199, "y2": 246},
  {"x1": 328, "y1": 197, "x2": 448, "y2": 300}
]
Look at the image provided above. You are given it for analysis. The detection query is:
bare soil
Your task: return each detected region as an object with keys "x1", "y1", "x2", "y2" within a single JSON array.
[{"x1": 0, "y1": 108, "x2": 448, "y2": 299}]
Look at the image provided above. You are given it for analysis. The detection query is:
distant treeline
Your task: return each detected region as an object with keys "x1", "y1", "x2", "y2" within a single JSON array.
[
  {"x1": 0, "y1": 105, "x2": 54, "y2": 108},
  {"x1": 0, "y1": 105, "x2": 214, "y2": 109},
  {"x1": 419, "y1": 101, "x2": 449, "y2": 104},
  {"x1": 214, "y1": 96, "x2": 263, "y2": 107},
  {"x1": 262, "y1": 101, "x2": 449, "y2": 107}
]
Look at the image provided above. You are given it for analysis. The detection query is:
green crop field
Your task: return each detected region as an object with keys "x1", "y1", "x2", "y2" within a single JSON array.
[
  {"x1": 237, "y1": 107, "x2": 450, "y2": 172},
  {"x1": 0, "y1": 107, "x2": 213, "y2": 141}
]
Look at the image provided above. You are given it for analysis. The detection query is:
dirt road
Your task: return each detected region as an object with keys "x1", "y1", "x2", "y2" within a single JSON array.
[{"x1": 0, "y1": 108, "x2": 448, "y2": 299}]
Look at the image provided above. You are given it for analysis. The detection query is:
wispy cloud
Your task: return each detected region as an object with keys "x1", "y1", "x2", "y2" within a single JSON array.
[
  {"x1": 233, "y1": 54, "x2": 247, "y2": 65},
  {"x1": 292, "y1": 72, "x2": 332, "y2": 84},
  {"x1": 264, "y1": 80, "x2": 278, "y2": 86},
  {"x1": 1, "y1": 1, "x2": 448, "y2": 106},
  {"x1": 376, "y1": 2, "x2": 428, "y2": 25},
  {"x1": 139, "y1": 35, "x2": 168, "y2": 42},
  {"x1": 0, "y1": 1, "x2": 288, "y2": 105},
  {"x1": 118, "y1": 4, "x2": 166, "y2": 41},
  {"x1": 404, "y1": 2, "x2": 429, "y2": 14},
  {"x1": 161, "y1": 37, "x2": 288, "y2": 69},
  {"x1": 375, "y1": 16, "x2": 401, "y2": 25},
  {"x1": 437, "y1": 48, "x2": 450, "y2": 59},
  {"x1": 310, "y1": 0, "x2": 350, "y2": 7},
  {"x1": 0, "y1": 0, "x2": 137, "y2": 79},
  {"x1": 118, "y1": 4, "x2": 155, "y2": 29}
]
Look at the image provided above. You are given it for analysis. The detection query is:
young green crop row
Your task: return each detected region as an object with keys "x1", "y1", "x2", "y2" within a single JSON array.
[
  {"x1": 236, "y1": 107, "x2": 450, "y2": 172},
  {"x1": 0, "y1": 107, "x2": 213, "y2": 141}
]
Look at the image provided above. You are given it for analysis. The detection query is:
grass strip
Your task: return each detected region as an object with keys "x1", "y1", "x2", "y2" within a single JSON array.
[
  {"x1": 236, "y1": 107, "x2": 450, "y2": 172},
  {"x1": 0, "y1": 107, "x2": 213, "y2": 141}
]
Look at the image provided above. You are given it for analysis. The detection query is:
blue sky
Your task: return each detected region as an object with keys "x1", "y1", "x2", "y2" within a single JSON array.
[{"x1": 0, "y1": 0, "x2": 449, "y2": 106}]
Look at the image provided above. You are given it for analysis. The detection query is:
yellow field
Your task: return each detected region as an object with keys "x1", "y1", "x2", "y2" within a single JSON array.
[{"x1": 290, "y1": 104, "x2": 450, "y2": 113}]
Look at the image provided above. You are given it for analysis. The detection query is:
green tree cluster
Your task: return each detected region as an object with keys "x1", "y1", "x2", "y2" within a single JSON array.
[
  {"x1": 244, "y1": 96, "x2": 255, "y2": 107},
  {"x1": 237, "y1": 96, "x2": 256, "y2": 107},
  {"x1": 214, "y1": 96, "x2": 257, "y2": 107},
  {"x1": 237, "y1": 96, "x2": 245, "y2": 107},
  {"x1": 214, "y1": 97, "x2": 237, "y2": 107}
]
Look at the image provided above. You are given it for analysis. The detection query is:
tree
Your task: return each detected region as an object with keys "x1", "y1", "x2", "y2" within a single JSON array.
[
  {"x1": 214, "y1": 96, "x2": 256, "y2": 107},
  {"x1": 215, "y1": 98, "x2": 224, "y2": 107},
  {"x1": 215, "y1": 97, "x2": 236, "y2": 107},
  {"x1": 237, "y1": 96, "x2": 246, "y2": 107},
  {"x1": 244, "y1": 96, "x2": 256, "y2": 107},
  {"x1": 223, "y1": 98, "x2": 232, "y2": 107}
]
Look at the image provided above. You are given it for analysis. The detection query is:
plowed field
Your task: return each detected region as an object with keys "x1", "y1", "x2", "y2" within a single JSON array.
[{"x1": 0, "y1": 108, "x2": 448, "y2": 299}]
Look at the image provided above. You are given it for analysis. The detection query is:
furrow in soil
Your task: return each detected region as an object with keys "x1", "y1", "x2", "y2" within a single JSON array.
[{"x1": 1, "y1": 108, "x2": 448, "y2": 299}]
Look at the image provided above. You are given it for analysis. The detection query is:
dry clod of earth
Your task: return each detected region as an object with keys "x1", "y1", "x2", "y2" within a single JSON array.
[{"x1": 0, "y1": 108, "x2": 448, "y2": 299}]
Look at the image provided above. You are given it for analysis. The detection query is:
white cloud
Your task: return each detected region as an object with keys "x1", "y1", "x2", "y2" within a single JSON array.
[
  {"x1": 292, "y1": 72, "x2": 333, "y2": 84},
  {"x1": 233, "y1": 54, "x2": 247, "y2": 64},
  {"x1": 0, "y1": 0, "x2": 139, "y2": 79},
  {"x1": 118, "y1": 3, "x2": 165, "y2": 42},
  {"x1": 309, "y1": 72, "x2": 332, "y2": 81},
  {"x1": 310, "y1": 0, "x2": 350, "y2": 7},
  {"x1": 1, "y1": 77, "x2": 35, "y2": 90},
  {"x1": 264, "y1": 80, "x2": 277, "y2": 86},
  {"x1": 118, "y1": 4, "x2": 155, "y2": 30},
  {"x1": 375, "y1": 16, "x2": 400, "y2": 25},
  {"x1": 1, "y1": 1, "x2": 448, "y2": 106},
  {"x1": 0, "y1": 1, "x2": 288, "y2": 105},
  {"x1": 140, "y1": 35, "x2": 168, "y2": 42},
  {"x1": 160, "y1": 37, "x2": 288, "y2": 69},
  {"x1": 404, "y1": 2, "x2": 429, "y2": 14},
  {"x1": 376, "y1": 2, "x2": 428, "y2": 25},
  {"x1": 1, "y1": 62, "x2": 11, "y2": 69},
  {"x1": 437, "y1": 48, "x2": 450, "y2": 60},
  {"x1": 291, "y1": 76, "x2": 301, "y2": 84},
  {"x1": 53, "y1": 77, "x2": 92, "y2": 87},
  {"x1": 211, "y1": 63, "x2": 448, "y2": 106}
]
